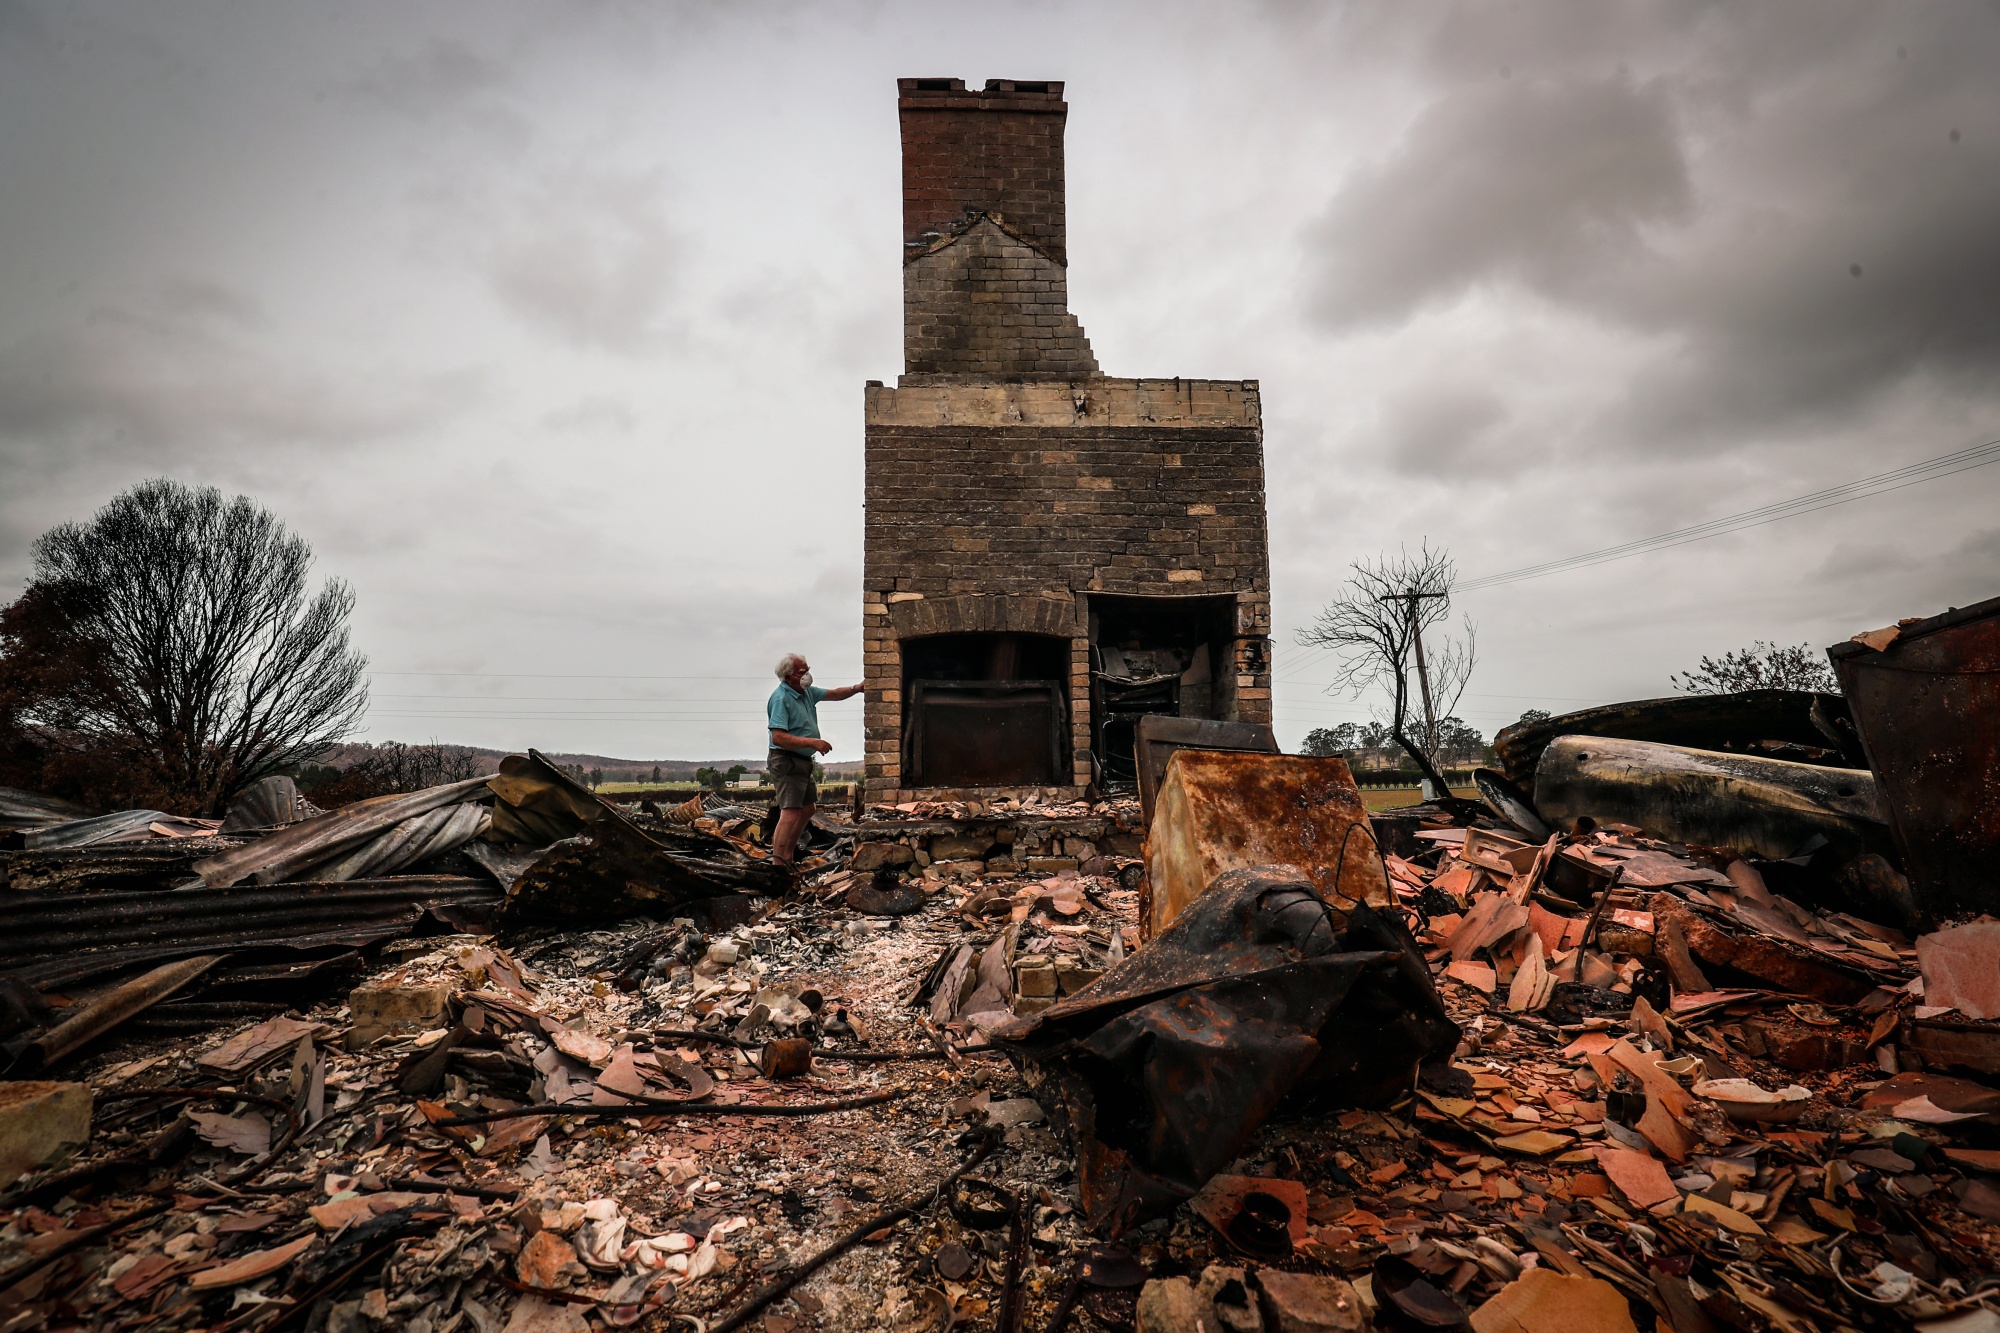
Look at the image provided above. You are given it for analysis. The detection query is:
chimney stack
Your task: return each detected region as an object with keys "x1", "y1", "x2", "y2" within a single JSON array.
[
  {"x1": 898, "y1": 78, "x2": 1068, "y2": 265},
  {"x1": 895, "y1": 78, "x2": 1096, "y2": 382}
]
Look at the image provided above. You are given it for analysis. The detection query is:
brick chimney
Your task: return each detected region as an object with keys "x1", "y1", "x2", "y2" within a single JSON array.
[
  {"x1": 896, "y1": 78, "x2": 1097, "y2": 381},
  {"x1": 863, "y1": 79, "x2": 1272, "y2": 804},
  {"x1": 899, "y1": 77, "x2": 1069, "y2": 264}
]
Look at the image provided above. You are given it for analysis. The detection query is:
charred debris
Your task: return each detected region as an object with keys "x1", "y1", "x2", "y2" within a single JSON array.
[{"x1": 0, "y1": 602, "x2": 1998, "y2": 1332}]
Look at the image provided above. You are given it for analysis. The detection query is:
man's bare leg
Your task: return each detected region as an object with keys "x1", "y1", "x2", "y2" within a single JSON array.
[{"x1": 772, "y1": 804, "x2": 814, "y2": 866}]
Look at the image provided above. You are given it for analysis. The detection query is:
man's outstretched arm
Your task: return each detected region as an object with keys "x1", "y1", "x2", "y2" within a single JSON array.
[{"x1": 820, "y1": 682, "x2": 866, "y2": 702}]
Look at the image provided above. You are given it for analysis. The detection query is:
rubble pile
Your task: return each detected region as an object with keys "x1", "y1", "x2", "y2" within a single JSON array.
[
  {"x1": 1, "y1": 602, "x2": 1999, "y2": 1331},
  {"x1": 0, "y1": 818, "x2": 1160, "y2": 1332},
  {"x1": 1326, "y1": 807, "x2": 2000, "y2": 1332}
]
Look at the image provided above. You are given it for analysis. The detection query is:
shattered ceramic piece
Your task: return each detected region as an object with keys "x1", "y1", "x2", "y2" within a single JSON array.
[
  {"x1": 1470, "y1": 1269, "x2": 1638, "y2": 1333},
  {"x1": 1693, "y1": 1078, "x2": 1812, "y2": 1124},
  {"x1": 1916, "y1": 921, "x2": 2000, "y2": 1020},
  {"x1": 189, "y1": 1111, "x2": 271, "y2": 1156},
  {"x1": 188, "y1": 1235, "x2": 315, "y2": 1290},
  {"x1": 1594, "y1": 1147, "x2": 1679, "y2": 1210}
]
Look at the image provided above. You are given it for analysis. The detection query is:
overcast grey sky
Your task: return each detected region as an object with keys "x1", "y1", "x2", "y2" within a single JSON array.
[{"x1": 3, "y1": 1, "x2": 1996, "y2": 762}]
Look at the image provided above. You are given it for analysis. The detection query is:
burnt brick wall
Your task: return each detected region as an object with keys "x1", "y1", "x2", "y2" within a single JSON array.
[
  {"x1": 863, "y1": 424, "x2": 1269, "y2": 599},
  {"x1": 903, "y1": 219, "x2": 1098, "y2": 380},
  {"x1": 860, "y1": 382, "x2": 1273, "y2": 799},
  {"x1": 899, "y1": 78, "x2": 1067, "y2": 265}
]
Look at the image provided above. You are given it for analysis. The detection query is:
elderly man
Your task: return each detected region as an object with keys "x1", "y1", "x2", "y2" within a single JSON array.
[{"x1": 765, "y1": 652, "x2": 863, "y2": 867}]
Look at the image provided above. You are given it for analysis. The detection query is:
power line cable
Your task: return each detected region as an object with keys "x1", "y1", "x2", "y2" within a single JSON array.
[
  {"x1": 1456, "y1": 436, "x2": 2000, "y2": 593},
  {"x1": 369, "y1": 672, "x2": 774, "y2": 681}
]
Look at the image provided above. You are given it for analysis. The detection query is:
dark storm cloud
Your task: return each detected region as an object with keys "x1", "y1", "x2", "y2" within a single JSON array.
[
  {"x1": 475, "y1": 168, "x2": 687, "y2": 352},
  {"x1": 1377, "y1": 380, "x2": 1513, "y2": 476},
  {"x1": 1303, "y1": 4, "x2": 2000, "y2": 453},
  {"x1": 1309, "y1": 74, "x2": 1691, "y2": 328},
  {"x1": 0, "y1": 1, "x2": 49, "y2": 51},
  {"x1": 337, "y1": 38, "x2": 510, "y2": 118},
  {"x1": 0, "y1": 288, "x2": 476, "y2": 452},
  {"x1": 1816, "y1": 521, "x2": 2000, "y2": 601}
]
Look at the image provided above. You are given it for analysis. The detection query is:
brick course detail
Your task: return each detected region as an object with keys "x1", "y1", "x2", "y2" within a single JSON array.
[
  {"x1": 899, "y1": 78, "x2": 1069, "y2": 266},
  {"x1": 864, "y1": 419, "x2": 1269, "y2": 602},
  {"x1": 903, "y1": 218, "x2": 1098, "y2": 380}
]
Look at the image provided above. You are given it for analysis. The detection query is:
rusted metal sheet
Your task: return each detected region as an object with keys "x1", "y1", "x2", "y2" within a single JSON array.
[
  {"x1": 1492, "y1": 689, "x2": 1865, "y2": 793},
  {"x1": 1141, "y1": 752, "x2": 1389, "y2": 939},
  {"x1": 194, "y1": 776, "x2": 494, "y2": 887},
  {"x1": 1131, "y1": 714, "x2": 1278, "y2": 826},
  {"x1": 23, "y1": 809, "x2": 174, "y2": 850},
  {"x1": 0, "y1": 786, "x2": 92, "y2": 836},
  {"x1": 1831, "y1": 597, "x2": 2000, "y2": 922},
  {"x1": 0, "y1": 875, "x2": 498, "y2": 990},
  {"x1": 1533, "y1": 735, "x2": 1892, "y2": 861},
  {"x1": 994, "y1": 866, "x2": 1457, "y2": 1236},
  {"x1": 311, "y1": 801, "x2": 490, "y2": 881}
]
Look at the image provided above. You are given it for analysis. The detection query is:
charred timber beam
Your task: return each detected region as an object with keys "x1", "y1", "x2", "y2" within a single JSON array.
[
  {"x1": 22, "y1": 954, "x2": 222, "y2": 1069},
  {"x1": 1493, "y1": 689, "x2": 1866, "y2": 792}
]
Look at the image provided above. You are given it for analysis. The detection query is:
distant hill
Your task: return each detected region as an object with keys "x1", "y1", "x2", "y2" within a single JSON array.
[{"x1": 315, "y1": 742, "x2": 862, "y2": 780}]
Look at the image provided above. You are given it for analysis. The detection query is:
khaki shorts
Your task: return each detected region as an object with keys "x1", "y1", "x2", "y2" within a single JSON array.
[{"x1": 768, "y1": 748, "x2": 818, "y2": 810}]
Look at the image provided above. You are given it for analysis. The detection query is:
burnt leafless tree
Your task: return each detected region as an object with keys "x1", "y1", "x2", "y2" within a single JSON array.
[
  {"x1": 1, "y1": 479, "x2": 367, "y2": 814},
  {"x1": 1298, "y1": 544, "x2": 1475, "y2": 796}
]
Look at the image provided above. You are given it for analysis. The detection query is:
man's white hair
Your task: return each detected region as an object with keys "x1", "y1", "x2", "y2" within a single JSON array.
[{"x1": 774, "y1": 652, "x2": 808, "y2": 680}]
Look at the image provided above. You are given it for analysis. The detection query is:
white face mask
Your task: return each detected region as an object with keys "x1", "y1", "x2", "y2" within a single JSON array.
[{"x1": 799, "y1": 671, "x2": 814, "y2": 687}]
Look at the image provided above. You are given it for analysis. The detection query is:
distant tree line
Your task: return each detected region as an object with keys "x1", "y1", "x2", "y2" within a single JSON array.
[
  {"x1": 1300, "y1": 716, "x2": 1490, "y2": 767},
  {"x1": 298, "y1": 740, "x2": 483, "y2": 806}
]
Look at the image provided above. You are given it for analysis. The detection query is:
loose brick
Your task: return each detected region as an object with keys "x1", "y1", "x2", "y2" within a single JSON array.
[
  {"x1": 347, "y1": 978, "x2": 452, "y2": 1047},
  {"x1": 0, "y1": 1082, "x2": 91, "y2": 1189}
]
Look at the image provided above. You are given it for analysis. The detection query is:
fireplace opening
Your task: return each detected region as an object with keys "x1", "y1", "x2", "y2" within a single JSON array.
[
  {"x1": 900, "y1": 632, "x2": 1070, "y2": 788},
  {"x1": 1086, "y1": 593, "x2": 1241, "y2": 787}
]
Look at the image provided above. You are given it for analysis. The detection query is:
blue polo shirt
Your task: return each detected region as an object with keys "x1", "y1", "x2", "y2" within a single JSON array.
[{"x1": 767, "y1": 681, "x2": 829, "y2": 756}]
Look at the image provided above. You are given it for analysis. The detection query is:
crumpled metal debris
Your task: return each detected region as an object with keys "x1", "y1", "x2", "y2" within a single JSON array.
[
  {"x1": 220, "y1": 774, "x2": 306, "y2": 833},
  {"x1": 1831, "y1": 592, "x2": 2000, "y2": 924},
  {"x1": 0, "y1": 785, "x2": 92, "y2": 836},
  {"x1": 194, "y1": 776, "x2": 495, "y2": 887},
  {"x1": 491, "y1": 751, "x2": 787, "y2": 925},
  {"x1": 994, "y1": 865, "x2": 1458, "y2": 1236},
  {"x1": 1142, "y1": 751, "x2": 1393, "y2": 939},
  {"x1": 21, "y1": 808, "x2": 220, "y2": 850}
]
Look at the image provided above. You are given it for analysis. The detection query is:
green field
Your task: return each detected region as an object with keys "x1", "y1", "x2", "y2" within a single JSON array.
[
  {"x1": 1357, "y1": 786, "x2": 1477, "y2": 811},
  {"x1": 592, "y1": 781, "x2": 1458, "y2": 812}
]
